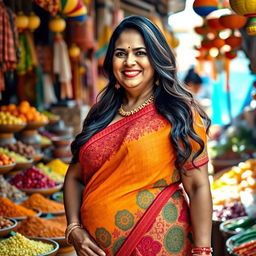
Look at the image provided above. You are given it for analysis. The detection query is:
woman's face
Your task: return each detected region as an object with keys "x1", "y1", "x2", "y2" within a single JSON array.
[{"x1": 113, "y1": 29, "x2": 155, "y2": 94}]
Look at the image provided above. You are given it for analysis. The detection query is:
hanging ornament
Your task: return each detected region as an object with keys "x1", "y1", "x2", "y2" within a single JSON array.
[
  {"x1": 207, "y1": 17, "x2": 225, "y2": 31},
  {"x1": 69, "y1": 44, "x2": 81, "y2": 59},
  {"x1": 219, "y1": 14, "x2": 247, "y2": 29},
  {"x1": 28, "y1": 12, "x2": 41, "y2": 31},
  {"x1": 193, "y1": 0, "x2": 219, "y2": 17},
  {"x1": 16, "y1": 12, "x2": 29, "y2": 32},
  {"x1": 225, "y1": 35, "x2": 242, "y2": 48},
  {"x1": 49, "y1": 16, "x2": 66, "y2": 33},
  {"x1": 225, "y1": 50, "x2": 237, "y2": 59},
  {"x1": 229, "y1": 0, "x2": 256, "y2": 35}
]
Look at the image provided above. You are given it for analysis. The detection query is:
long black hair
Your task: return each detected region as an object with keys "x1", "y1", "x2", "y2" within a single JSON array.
[{"x1": 71, "y1": 15, "x2": 211, "y2": 172}]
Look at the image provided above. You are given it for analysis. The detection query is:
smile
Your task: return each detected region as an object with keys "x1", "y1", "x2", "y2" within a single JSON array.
[{"x1": 122, "y1": 70, "x2": 142, "y2": 78}]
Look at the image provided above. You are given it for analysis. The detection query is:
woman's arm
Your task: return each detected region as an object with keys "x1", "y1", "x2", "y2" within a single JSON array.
[
  {"x1": 63, "y1": 163, "x2": 106, "y2": 256},
  {"x1": 63, "y1": 162, "x2": 84, "y2": 224},
  {"x1": 181, "y1": 164, "x2": 212, "y2": 254}
]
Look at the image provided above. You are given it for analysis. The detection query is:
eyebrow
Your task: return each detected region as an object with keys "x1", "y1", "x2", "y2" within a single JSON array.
[{"x1": 114, "y1": 47, "x2": 146, "y2": 52}]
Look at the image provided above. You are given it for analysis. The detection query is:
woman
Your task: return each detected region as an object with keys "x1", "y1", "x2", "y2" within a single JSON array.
[{"x1": 64, "y1": 15, "x2": 212, "y2": 256}]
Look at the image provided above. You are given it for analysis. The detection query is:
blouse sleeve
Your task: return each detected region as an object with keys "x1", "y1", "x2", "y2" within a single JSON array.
[{"x1": 183, "y1": 111, "x2": 209, "y2": 171}]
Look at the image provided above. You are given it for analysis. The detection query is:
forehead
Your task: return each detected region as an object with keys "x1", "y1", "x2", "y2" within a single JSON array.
[{"x1": 115, "y1": 29, "x2": 146, "y2": 48}]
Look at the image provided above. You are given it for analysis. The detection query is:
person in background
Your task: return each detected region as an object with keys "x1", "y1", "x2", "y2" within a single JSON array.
[
  {"x1": 184, "y1": 67, "x2": 203, "y2": 96},
  {"x1": 64, "y1": 15, "x2": 212, "y2": 256}
]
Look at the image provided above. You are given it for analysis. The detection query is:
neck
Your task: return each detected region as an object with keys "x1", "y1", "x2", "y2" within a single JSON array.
[{"x1": 123, "y1": 90, "x2": 154, "y2": 108}]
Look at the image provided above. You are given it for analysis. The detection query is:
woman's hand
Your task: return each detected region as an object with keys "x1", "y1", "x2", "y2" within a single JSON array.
[{"x1": 69, "y1": 228, "x2": 106, "y2": 256}]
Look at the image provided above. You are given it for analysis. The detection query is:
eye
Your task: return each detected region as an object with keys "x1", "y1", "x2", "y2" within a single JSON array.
[
  {"x1": 115, "y1": 52, "x2": 126, "y2": 57},
  {"x1": 136, "y1": 51, "x2": 147, "y2": 56}
]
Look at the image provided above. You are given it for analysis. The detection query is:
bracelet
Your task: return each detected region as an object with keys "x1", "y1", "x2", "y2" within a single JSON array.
[
  {"x1": 65, "y1": 223, "x2": 83, "y2": 244},
  {"x1": 191, "y1": 247, "x2": 213, "y2": 255}
]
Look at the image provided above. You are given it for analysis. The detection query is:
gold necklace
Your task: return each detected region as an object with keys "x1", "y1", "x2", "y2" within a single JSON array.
[{"x1": 118, "y1": 95, "x2": 154, "y2": 117}]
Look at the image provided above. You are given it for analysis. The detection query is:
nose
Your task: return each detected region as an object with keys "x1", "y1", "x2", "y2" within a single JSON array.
[{"x1": 125, "y1": 53, "x2": 136, "y2": 66}]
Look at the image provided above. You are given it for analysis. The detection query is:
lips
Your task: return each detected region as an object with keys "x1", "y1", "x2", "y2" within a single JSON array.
[{"x1": 122, "y1": 70, "x2": 142, "y2": 78}]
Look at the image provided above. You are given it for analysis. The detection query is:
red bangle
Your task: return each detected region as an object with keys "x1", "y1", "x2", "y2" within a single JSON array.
[{"x1": 191, "y1": 247, "x2": 213, "y2": 255}]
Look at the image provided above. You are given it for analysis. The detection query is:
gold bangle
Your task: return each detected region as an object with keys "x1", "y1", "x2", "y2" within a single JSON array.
[{"x1": 65, "y1": 223, "x2": 82, "y2": 244}]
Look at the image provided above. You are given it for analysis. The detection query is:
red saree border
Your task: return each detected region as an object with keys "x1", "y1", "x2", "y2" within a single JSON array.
[
  {"x1": 81, "y1": 103, "x2": 155, "y2": 152},
  {"x1": 116, "y1": 182, "x2": 181, "y2": 256},
  {"x1": 184, "y1": 156, "x2": 209, "y2": 171}
]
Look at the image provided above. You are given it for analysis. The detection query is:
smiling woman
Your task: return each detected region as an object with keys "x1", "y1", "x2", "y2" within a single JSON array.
[{"x1": 64, "y1": 15, "x2": 212, "y2": 256}]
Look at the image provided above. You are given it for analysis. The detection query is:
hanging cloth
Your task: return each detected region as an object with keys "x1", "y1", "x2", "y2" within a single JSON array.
[
  {"x1": 53, "y1": 36, "x2": 73, "y2": 99},
  {"x1": 0, "y1": 2, "x2": 17, "y2": 91}
]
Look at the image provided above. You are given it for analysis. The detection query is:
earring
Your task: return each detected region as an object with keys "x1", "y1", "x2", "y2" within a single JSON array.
[
  {"x1": 115, "y1": 83, "x2": 120, "y2": 89},
  {"x1": 155, "y1": 80, "x2": 160, "y2": 86}
]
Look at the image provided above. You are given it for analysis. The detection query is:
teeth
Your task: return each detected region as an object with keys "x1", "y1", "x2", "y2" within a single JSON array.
[{"x1": 124, "y1": 71, "x2": 140, "y2": 75}]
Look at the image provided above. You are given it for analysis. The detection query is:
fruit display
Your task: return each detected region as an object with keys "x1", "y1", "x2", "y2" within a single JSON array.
[
  {"x1": 0, "y1": 148, "x2": 28, "y2": 163},
  {"x1": 10, "y1": 166, "x2": 58, "y2": 189},
  {"x1": 0, "y1": 112, "x2": 24, "y2": 125},
  {"x1": 4, "y1": 141, "x2": 38, "y2": 159},
  {"x1": 37, "y1": 163, "x2": 64, "y2": 183},
  {"x1": 0, "y1": 101, "x2": 48, "y2": 123},
  {"x1": 211, "y1": 159, "x2": 256, "y2": 205},
  {"x1": 213, "y1": 201, "x2": 247, "y2": 221},
  {"x1": 0, "y1": 154, "x2": 14, "y2": 166},
  {"x1": 0, "y1": 175, "x2": 26, "y2": 201},
  {"x1": 0, "y1": 216, "x2": 14, "y2": 229}
]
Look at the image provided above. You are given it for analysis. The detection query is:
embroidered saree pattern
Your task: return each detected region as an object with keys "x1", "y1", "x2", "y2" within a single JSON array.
[{"x1": 79, "y1": 104, "x2": 208, "y2": 255}]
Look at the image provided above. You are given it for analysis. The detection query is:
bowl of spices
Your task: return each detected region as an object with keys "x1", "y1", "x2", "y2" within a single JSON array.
[
  {"x1": 0, "y1": 197, "x2": 41, "y2": 220},
  {"x1": 21, "y1": 193, "x2": 65, "y2": 216},
  {"x1": 0, "y1": 232, "x2": 59, "y2": 256},
  {"x1": 0, "y1": 217, "x2": 17, "y2": 237}
]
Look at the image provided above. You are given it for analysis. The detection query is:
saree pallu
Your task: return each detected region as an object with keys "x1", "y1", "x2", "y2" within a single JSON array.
[{"x1": 79, "y1": 103, "x2": 208, "y2": 255}]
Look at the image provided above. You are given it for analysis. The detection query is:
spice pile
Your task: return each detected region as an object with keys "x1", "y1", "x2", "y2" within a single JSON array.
[
  {"x1": 10, "y1": 166, "x2": 58, "y2": 189},
  {"x1": 0, "y1": 197, "x2": 37, "y2": 218},
  {"x1": 46, "y1": 159, "x2": 69, "y2": 176},
  {"x1": 0, "y1": 216, "x2": 14, "y2": 229},
  {"x1": 16, "y1": 216, "x2": 66, "y2": 237},
  {"x1": 21, "y1": 193, "x2": 64, "y2": 213},
  {"x1": 0, "y1": 175, "x2": 26, "y2": 201},
  {"x1": 0, "y1": 232, "x2": 54, "y2": 256}
]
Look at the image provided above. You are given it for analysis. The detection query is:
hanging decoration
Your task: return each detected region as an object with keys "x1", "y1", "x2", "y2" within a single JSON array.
[
  {"x1": 0, "y1": 2, "x2": 19, "y2": 95},
  {"x1": 33, "y1": 0, "x2": 60, "y2": 16},
  {"x1": 27, "y1": 12, "x2": 41, "y2": 31},
  {"x1": 60, "y1": 0, "x2": 87, "y2": 22},
  {"x1": 49, "y1": 16, "x2": 73, "y2": 100},
  {"x1": 16, "y1": 12, "x2": 29, "y2": 32},
  {"x1": 193, "y1": 0, "x2": 219, "y2": 17},
  {"x1": 229, "y1": 0, "x2": 256, "y2": 35}
]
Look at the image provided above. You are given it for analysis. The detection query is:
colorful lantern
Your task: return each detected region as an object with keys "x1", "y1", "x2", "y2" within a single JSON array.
[
  {"x1": 27, "y1": 12, "x2": 41, "y2": 31},
  {"x1": 225, "y1": 35, "x2": 242, "y2": 48},
  {"x1": 49, "y1": 16, "x2": 66, "y2": 33},
  {"x1": 16, "y1": 12, "x2": 29, "y2": 31},
  {"x1": 207, "y1": 18, "x2": 225, "y2": 31},
  {"x1": 193, "y1": 0, "x2": 219, "y2": 17},
  {"x1": 212, "y1": 37, "x2": 226, "y2": 48},
  {"x1": 225, "y1": 50, "x2": 237, "y2": 59},
  {"x1": 229, "y1": 0, "x2": 256, "y2": 35},
  {"x1": 219, "y1": 14, "x2": 247, "y2": 29},
  {"x1": 62, "y1": 0, "x2": 79, "y2": 14}
]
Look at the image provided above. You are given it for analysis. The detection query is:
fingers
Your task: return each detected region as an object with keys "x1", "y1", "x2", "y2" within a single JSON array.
[{"x1": 89, "y1": 242, "x2": 106, "y2": 256}]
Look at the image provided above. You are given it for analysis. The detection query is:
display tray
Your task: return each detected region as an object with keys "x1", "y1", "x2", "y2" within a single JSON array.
[
  {"x1": 25, "y1": 121, "x2": 49, "y2": 130},
  {"x1": 40, "y1": 209, "x2": 65, "y2": 217},
  {"x1": 0, "y1": 217, "x2": 18, "y2": 237},
  {"x1": 13, "y1": 158, "x2": 33, "y2": 170},
  {"x1": 48, "y1": 115, "x2": 60, "y2": 125},
  {"x1": 0, "y1": 123, "x2": 26, "y2": 133},
  {"x1": 14, "y1": 209, "x2": 41, "y2": 221},
  {"x1": 50, "y1": 236, "x2": 68, "y2": 248},
  {"x1": 51, "y1": 191, "x2": 63, "y2": 203},
  {"x1": 20, "y1": 183, "x2": 63, "y2": 196},
  {"x1": 0, "y1": 163, "x2": 16, "y2": 174},
  {"x1": 32, "y1": 153, "x2": 44, "y2": 163},
  {"x1": 27, "y1": 237, "x2": 59, "y2": 256}
]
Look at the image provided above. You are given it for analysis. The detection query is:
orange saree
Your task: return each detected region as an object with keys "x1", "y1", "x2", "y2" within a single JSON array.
[{"x1": 79, "y1": 103, "x2": 208, "y2": 255}]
